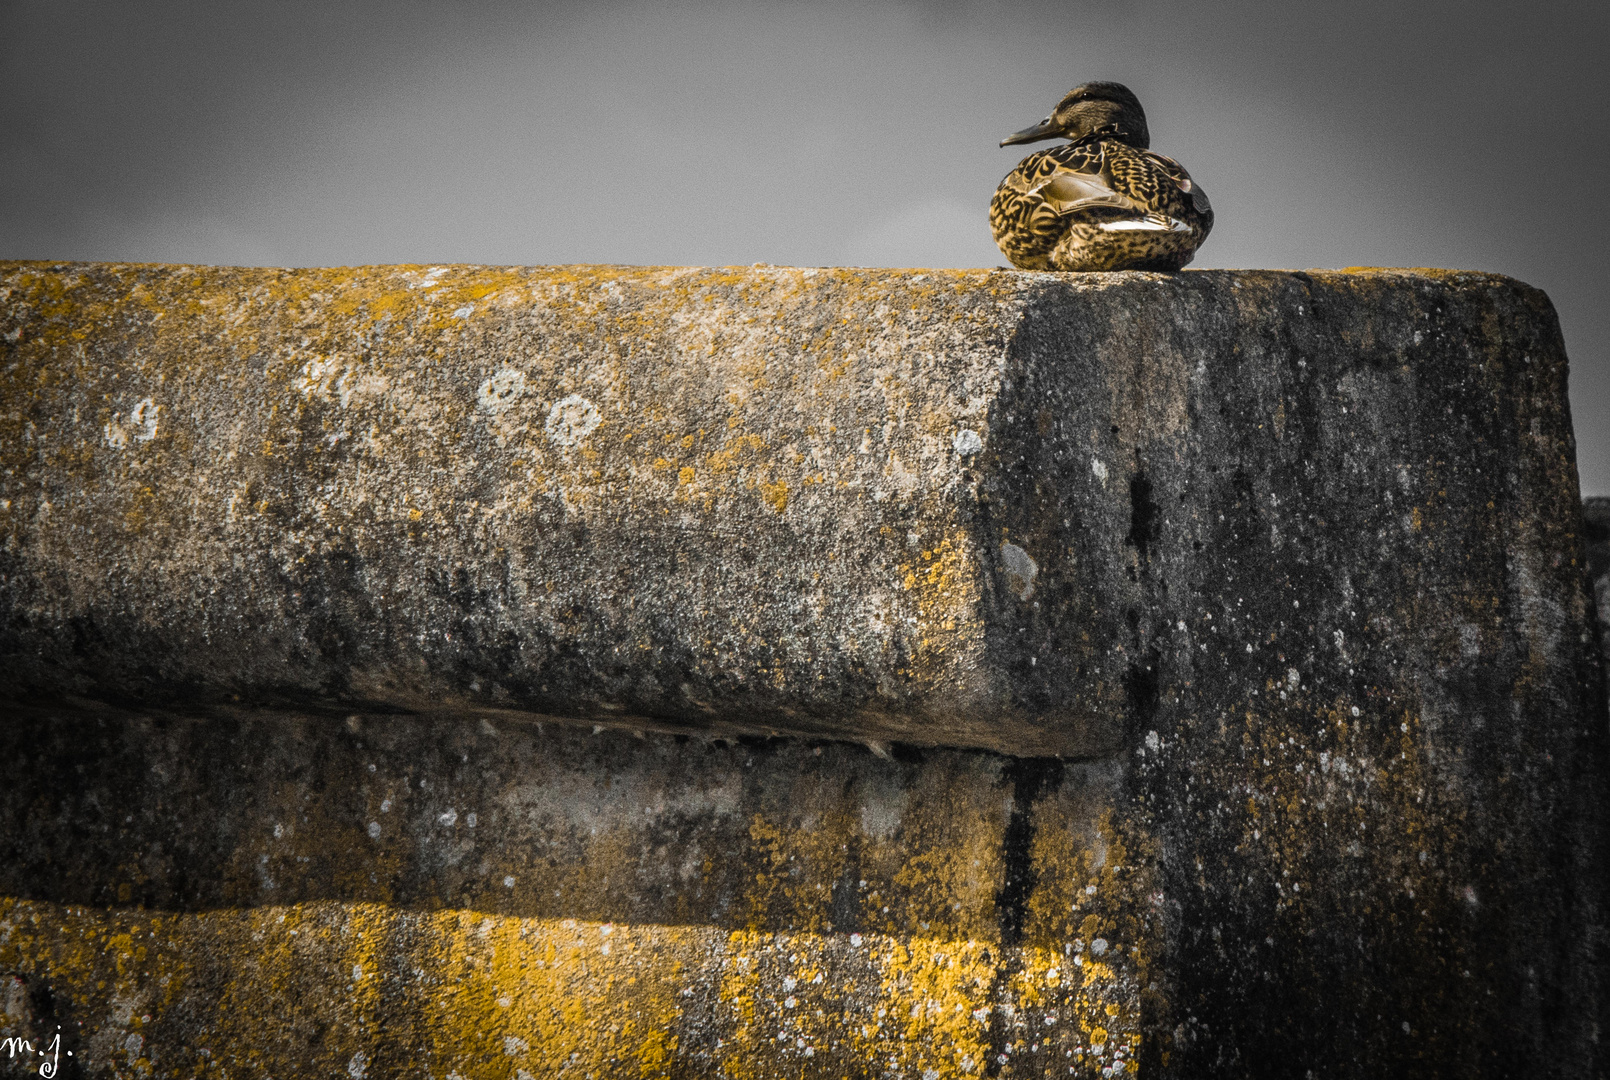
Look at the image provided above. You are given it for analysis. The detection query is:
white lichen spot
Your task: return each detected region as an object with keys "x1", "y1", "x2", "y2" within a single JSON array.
[
  {"x1": 130, "y1": 398, "x2": 159, "y2": 441},
  {"x1": 545, "y1": 394, "x2": 603, "y2": 446},
  {"x1": 1000, "y1": 543, "x2": 1038, "y2": 601},
  {"x1": 347, "y1": 1051, "x2": 369, "y2": 1079},
  {"x1": 503, "y1": 1036, "x2": 529, "y2": 1056},
  {"x1": 452, "y1": 305, "x2": 474, "y2": 319},
  {"x1": 1145, "y1": 730, "x2": 1161, "y2": 752},
  {"x1": 477, "y1": 368, "x2": 527, "y2": 413},
  {"x1": 504, "y1": 875, "x2": 516, "y2": 887},
  {"x1": 104, "y1": 398, "x2": 159, "y2": 449},
  {"x1": 297, "y1": 358, "x2": 336, "y2": 396},
  {"x1": 1090, "y1": 937, "x2": 1109, "y2": 956},
  {"x1": 438, "y1": 808, "x2": 458, "y2": 827},
  {"x1": 336, "y1": 370, "x2": 388, "y2": 409},
  {"x1": 1091, "y1": 458, "x2": 1108, "y2": 483},
  {"x1": 849, "y1": 933, "x2": 863, "y2": 948},
  {"x1": 953, "y1": 428, "x2": 983, "y2": 455},
  {"x1": 367, "y1": 821, "x2": 380, "y2": 838}
]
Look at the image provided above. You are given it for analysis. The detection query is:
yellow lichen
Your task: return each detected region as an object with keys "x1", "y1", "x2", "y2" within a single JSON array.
[{"x1": 758, "y1": 478, "x2": 788, "y2": 513}]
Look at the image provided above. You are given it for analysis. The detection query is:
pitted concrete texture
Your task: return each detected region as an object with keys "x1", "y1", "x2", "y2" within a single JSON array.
[
  {"x1": 0, "y1": 262, "x2": 1593, "y2": 757},
  {"x1": 1583, "y1": 497, "x2": 1610, "y2": 673},
  {"x1": 2, "y1": 701, "x2": 1146, "y2": 1079},
  {"x1": 1, "y1": 263, "x2": 1608, "y2": 1076}
]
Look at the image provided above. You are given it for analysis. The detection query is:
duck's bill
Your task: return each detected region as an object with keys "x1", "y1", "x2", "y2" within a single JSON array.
[{"x1": 1000, "y1": 120, "x2": 1059, "y2": 146}]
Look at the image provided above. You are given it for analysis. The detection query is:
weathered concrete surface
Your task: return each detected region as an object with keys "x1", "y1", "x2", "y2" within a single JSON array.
[
  {"x1": 0, "y1": 262, "x2": 1594, "y2": 758},
  {"x1": 2, "y1": 263, "x2": 1608, "y2": 1077},
  {"x1": 1583, "y1": 497, "x2": 1610, "y2": 674},
  {"x1": 2, "y1": 701, "x2": 1149, "y2": 1079},
  {"x1": 3, "y1": 260, "x2": 1105, "y2": 756}
]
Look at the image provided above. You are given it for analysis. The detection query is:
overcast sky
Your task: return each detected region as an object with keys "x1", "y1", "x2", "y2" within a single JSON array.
[{"x1": 4, "y1": 0, "x2": 1607, "y2": 489}]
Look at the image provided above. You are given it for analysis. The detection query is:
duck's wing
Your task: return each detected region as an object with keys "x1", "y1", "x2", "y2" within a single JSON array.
[
  {"x1": 1031, "y1": 170, "x2": 1139, "y2": 214},
  {"x1": 1143, "y1": 150, "x2": 1213, "y2": 223},
  {"x1": 1018, "y1": 142, "x2": 1144, "y2": 213},
  {"x1": 991, "y1": 144, "x2": 1149, "y2": 265}
]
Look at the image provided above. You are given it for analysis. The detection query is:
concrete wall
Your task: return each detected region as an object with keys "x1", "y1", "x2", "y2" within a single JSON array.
[{"x1": 1, "y1": 262, "x2": 1605, "y2": 1077}]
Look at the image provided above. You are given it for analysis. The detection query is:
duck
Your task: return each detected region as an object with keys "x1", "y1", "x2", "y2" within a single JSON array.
[{"x1": 989, "y1": 82, "x2": 1212, "y2": 272}]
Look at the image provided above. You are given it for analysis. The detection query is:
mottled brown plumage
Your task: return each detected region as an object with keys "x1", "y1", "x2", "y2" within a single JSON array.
[{"x1": 990, "y1": 82, "x2": 1212, "y2": 271}]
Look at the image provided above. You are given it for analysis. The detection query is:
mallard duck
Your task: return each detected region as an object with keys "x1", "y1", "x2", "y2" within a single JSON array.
[{"x1": 990, "y1": 82, "x2": 1212, "y2": 271}]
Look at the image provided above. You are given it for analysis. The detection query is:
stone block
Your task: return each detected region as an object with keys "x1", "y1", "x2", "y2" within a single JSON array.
[{"x1": 1, "y1": 262, "x2": 1604, "y2": 1076}]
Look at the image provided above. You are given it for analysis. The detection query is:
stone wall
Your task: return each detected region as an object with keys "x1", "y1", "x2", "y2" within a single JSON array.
[{"x1": 1, "y1": 261, "x2": 1605, "y2": 1077}]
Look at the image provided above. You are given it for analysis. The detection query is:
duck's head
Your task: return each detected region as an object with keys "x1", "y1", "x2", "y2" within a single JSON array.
[{"x1": 1000, "y1": 82, "x2": 1150, "y2": 149}]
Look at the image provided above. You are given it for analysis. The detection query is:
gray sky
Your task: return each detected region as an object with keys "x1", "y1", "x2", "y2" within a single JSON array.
[{"x1": 5, "y1": 0, "x2": 1608, "y2": 489}]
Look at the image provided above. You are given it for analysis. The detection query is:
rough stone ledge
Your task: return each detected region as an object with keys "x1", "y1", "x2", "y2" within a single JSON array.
[
  {"x1": 0, "y1": 697, "x2": 1138, "y2": 1077},
  {"x1": 0, "y1": 261, "x2": 1594, "y2": 759},
  {"x1": 1, "y1": 685, "x2": 1606, "y2": 1078},
  {"x1": 2, "y1": 262, "x2": 1607, "y2": 1075}
]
